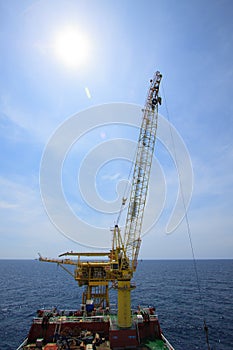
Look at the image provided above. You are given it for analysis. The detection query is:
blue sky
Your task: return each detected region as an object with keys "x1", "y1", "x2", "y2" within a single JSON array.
[{"x1": 0, "y1": 0, "x2": 233, "y2": 259}]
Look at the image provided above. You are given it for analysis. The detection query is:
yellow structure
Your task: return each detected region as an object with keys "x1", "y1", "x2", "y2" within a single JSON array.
[
  {"x1": 117, "y1": 280, "x2": 132, "y2": 328},
  {"x1": 40, "y1": 71, "x2": 162, "y2": 329},
  {"x1": 113, "y1": 71, "x2": 162, "y2": 328}
]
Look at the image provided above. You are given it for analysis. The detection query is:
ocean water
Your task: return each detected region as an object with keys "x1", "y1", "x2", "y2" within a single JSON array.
[{"x1": 0, "y1": 259, "x2": 232, "y2": 350}]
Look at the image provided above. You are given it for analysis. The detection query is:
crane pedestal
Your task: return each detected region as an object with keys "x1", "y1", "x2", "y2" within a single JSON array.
[{"x1": 117, "y1": 280, "x2": 135, "y2": 328}]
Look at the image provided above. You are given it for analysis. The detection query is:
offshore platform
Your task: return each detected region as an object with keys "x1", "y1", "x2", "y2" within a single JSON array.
[{"x1": 18, "y1": 71, "x2": 175, "y2": 350}]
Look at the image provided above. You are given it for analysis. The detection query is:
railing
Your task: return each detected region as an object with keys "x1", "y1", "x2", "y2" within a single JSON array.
[
  {"x1": 16, "y1": 338, "x2": 28, "y2": 350},
  {"x1": 161, "y1": 333, "x2": 176, "y2": 350},
  {"x1": 33, "y1": 307, "x2": 158, "y2": 326},
  {"x1": 33, "y1": 314, "x2": 110, "y2": 324}
]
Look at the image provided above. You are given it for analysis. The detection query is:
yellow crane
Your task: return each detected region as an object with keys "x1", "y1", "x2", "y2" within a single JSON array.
[
  {"x1": 111, "y1": 71, "x2": 162, "y2": 327},
  {"x1": 39, "y1": 70, "x2": 162, "y2": 329}
]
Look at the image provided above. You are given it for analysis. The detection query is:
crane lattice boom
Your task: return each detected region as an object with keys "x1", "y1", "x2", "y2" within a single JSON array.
[{"x1": 124, "y1": 71, "x2": 162, "y2": 271}]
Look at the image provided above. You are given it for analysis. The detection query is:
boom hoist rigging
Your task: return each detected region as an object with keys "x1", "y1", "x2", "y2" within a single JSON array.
[{"x1": 39, "y1": 71, "x2": 162, "y2": 329}]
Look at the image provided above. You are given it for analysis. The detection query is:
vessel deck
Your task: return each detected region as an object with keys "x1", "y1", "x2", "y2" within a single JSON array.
[{"x1": 19, "y1": 308, "x2": 173, "y2": 350}]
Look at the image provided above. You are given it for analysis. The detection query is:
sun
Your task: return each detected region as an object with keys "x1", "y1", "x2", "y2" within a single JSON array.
[{"x1": 53, "y1": 26, "x2": 90, "y2": 68}]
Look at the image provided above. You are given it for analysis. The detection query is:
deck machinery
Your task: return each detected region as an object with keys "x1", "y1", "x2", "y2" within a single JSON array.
[{"x1": 38, "y1": 71, "x2": 164, "y2": 347}]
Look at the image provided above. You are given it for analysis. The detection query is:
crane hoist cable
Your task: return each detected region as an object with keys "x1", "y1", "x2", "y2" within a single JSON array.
[{"x1": 162, "y1": 81, "x2": 211, "y2": 350}]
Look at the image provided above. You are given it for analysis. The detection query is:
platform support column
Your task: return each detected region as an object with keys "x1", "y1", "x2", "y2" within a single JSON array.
[{"x1": 117, "y1": 280, "x2": 132, "y2": 328}]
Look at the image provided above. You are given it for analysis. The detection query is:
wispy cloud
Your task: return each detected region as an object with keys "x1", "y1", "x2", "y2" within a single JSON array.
[
  {"x1": 191, "y1": 154, "x2": 233, "y2": 199},
  {"x1": 0, "y1": 200, "x2": 18, "y2": 209},
  {"x1": 101, "y1": 173, "x2": 121, "y2": 181},
  {"x1": 0, "y1": 176, "x2": 41, "y2": 223},
  {"x1": 0, "y1": 93, "x2": 60, "y2": 143}
]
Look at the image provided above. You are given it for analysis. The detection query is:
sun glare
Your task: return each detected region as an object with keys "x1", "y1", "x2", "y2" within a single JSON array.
[{"x1": 54, "y1": 26, "x2": 90, "y2": 68}]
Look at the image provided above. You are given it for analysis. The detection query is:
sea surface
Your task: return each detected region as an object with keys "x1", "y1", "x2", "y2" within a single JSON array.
[{"x1": 0, "y1": 259, "x2": 232, "y2": 350}]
